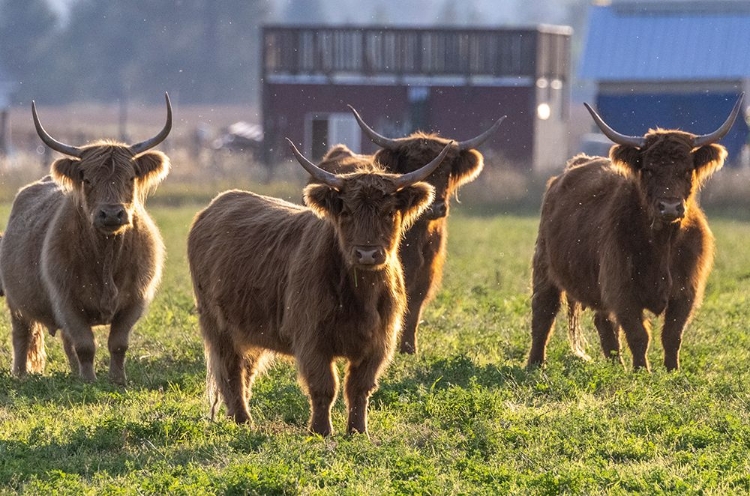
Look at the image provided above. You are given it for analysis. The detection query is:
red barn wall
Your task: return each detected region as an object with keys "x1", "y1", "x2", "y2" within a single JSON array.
[{"x1": 264, "y1": 83, "x2": 535, "y2": 169}]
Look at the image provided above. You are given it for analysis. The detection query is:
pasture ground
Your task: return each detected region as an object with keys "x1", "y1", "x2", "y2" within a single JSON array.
[{"x1": 0, "y1": 171, "x2": 749, "y2": 494}]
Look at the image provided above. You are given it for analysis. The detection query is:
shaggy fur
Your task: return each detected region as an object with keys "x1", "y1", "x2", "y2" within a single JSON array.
[
  {"x1": 528, "y1": 129, "x2": 727, "y2": 371},
  {"x1": 0, "y1": 141, "x2": 169, "y2": 383},
  {"x1": 188, "y1": 161, "x2": 434, "y2": 436},
  {"x1": 317, "y1": 135, "x2": 484, "y2": 354}
]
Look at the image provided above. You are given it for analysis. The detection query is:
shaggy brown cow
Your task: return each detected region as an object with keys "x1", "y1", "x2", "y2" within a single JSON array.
[
  {"x1": 337, "y1": 107, "x2": 504, "y2": 354},
  {"x1": 527, "y1": 96, "x2": 743, "y2": 371},
  {"x1": 187, "y1": 138, "x2": 451, "y2": 436},
  {"x1": 0, "y1": 94, "x2": 172, "y2": 383}
]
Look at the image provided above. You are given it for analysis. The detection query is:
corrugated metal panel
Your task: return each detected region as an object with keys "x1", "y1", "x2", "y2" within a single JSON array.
[{"x1": 579, "y1": 5, "x2": 750, "y2": 81}]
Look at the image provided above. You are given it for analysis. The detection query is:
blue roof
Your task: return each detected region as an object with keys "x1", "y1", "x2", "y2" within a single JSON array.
[{"x1": 578, "y1": 3, "x2": 750, "y2": 82}]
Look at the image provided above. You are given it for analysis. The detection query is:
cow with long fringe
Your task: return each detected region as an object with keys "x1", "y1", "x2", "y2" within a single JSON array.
[
  {"x1": 187, "y1": 139, "x2": 450, "y2": 436},
  {"x1": 0, "y1": 95, "x2": 172, "y2": 384},
  {"x1": 527, "y1": 96, "x2": 742, "y2": 371}
]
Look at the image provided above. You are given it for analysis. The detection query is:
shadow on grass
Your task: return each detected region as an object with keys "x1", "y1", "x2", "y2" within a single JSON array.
[{"x1": 0, "y1": 349, "x2": 206, "y2": 408}]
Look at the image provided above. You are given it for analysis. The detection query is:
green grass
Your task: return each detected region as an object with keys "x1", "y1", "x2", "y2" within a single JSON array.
[{"x1": 1, "y1": 199, "x2": 750, "y2": 494}]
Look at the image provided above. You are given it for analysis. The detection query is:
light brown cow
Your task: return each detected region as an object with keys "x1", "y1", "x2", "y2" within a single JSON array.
[
  {"x1": 187, "y1": 139, "x2": 451, "y2": 436},
  {"x1": 0, "y1": 94, "x2": 172, "y2": 384},
  {"x1": 528, "y1": 96, "x2": 742, "y2": 371}
]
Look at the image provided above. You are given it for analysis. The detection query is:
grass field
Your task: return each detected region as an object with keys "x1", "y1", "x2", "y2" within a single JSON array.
[{"x1": 0, "y1": 189, "x2": 749, "y2": 494}]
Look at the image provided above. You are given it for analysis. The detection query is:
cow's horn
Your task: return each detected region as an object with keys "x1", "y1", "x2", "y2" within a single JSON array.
[
  {"x1": 693, "y1": 93, "x2": 744, "y2": 148},
  {"x1": 286, "y1": 138, "x2": 345, "y2": 189},
  {"x1": 130, "y1": 93, "x2": 173, "y2": 155},
  {"x1": 32, "y1": 101, "x2": 83, "y2": 158},
  {"x1": 458, "y1": 116, "x2": 506, "y2": 150},
  {"x1": 347, "y1": 104, "x2": 401, "y2": 150},
  {"x1": 584, "y1": 103, "x2": 645, "y2": 148},
  {"x1": 394, "y1": 141, "x2": 453, "y2": 190}
]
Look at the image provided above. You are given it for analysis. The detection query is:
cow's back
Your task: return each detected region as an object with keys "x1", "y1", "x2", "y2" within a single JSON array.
[
  {"x1": 0, "y1": 177, "x2": 64, "y2": 327},
  {"x1": 537, "y1": 156, "x2": 640, "y2": 309},
  {"x1": 188, "y1": 190, "x2": 318, "y2": 351}
]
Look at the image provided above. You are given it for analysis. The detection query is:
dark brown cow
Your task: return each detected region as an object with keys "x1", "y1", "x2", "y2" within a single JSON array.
[
  {"x1": 187, "y1": 138, "x2": 451, "y2": 436},
  {"x1": 0, "y1": 94, "x2": 172, "y2": 383},
  {"x1": 336, "y1": 107, "x2": 504, "y2": 354},
  {"x1": 527, "y1": 96, "x2": 743, "y2": 371}
]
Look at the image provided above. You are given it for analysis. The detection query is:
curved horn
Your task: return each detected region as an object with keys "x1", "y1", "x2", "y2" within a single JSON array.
[
  {"x1": 286, "y1": 138, "x2": 345, "y2": 189},
  {"x1": 458, "y1": 116, "x2": 506, "y2": 150},
  {"x1": 693, "y1": 93, "x2": 744, "y2": 148},
  {"x1": 584, "y1": 103, "x2": 645, "y2": 148},
  {"x1": 32, "y1": 101, "x2": 83, "y2": 158},
  {"x1": 129, "y1": 93, "x2": 173, "y2": 155},
  {"x1": 347, "y1": 104, "x2": 401, "y2": 150},
  {"x1": 394, "y1": 141, "x2": 453, "y2": 190}
]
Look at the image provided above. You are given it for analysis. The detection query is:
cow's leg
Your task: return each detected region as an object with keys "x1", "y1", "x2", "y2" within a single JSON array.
[
  {"x1": 53, "y1": 304, "x2": 97, "y2": 381},
  {"x1": 201, "y1": 312, "x2": 251, "y2": 424},
  {"x1": 298, "y1": 355, "x2": 338, "y2": 436},
  {"x1": 344, "y1": 354, "x2": 385, "y2": 435},
  {"x1": 11, "y1": 315, "x2": 46, "y2": 376},
  {"x1": 527, "y1": 266, "x2": 561, "y2": 367},
  {"x1": 616, "y1": 311, "x2": 651, "y2": 371},
  {"x1": 60, "y1": 330, "x2": 80, "y2": 376},
  {"x1": 108, "y1": 304, "x2": 145, "y2": 385},
  {"x1": 400, "y1": 271, "x2": 433, "y2": 355},
  {"x1": 594, "y1": 311, "x2": 623, "y2": 365},
  {"x1": 662, "y1": 296, "x2": 694, "y2": 371}
]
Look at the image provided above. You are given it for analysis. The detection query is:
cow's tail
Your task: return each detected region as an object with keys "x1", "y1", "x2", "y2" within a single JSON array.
[
  {"x1": 204, "y1": 339, "x2": 223, "y2": 421},
  {"x1": 27, "y1": 322, "x2": 47, "y2": 373},
  {"x1": 566, "y1": 297, "x2": 591, "y2": 361}
]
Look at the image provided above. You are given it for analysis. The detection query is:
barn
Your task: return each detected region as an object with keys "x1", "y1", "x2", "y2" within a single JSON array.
[
  {"x1": 261, "y1": 25, "x2": 572, "y2": 172},
  {"x1": 578, "y1": 0, "x2": 750, "y2": 164}
]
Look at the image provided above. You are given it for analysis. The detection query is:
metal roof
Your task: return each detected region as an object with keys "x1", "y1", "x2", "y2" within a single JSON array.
[{"x1": 578, "y1": 3, "x2": 750, "y2": 82}]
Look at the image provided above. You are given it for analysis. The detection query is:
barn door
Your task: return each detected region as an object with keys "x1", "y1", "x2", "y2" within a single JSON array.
[{"x1": 306, "y1": 112, "x2": 361, "y2": 161}]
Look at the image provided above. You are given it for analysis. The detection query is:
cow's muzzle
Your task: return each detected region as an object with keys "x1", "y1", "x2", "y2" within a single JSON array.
[
  {"x1": 657, "y1": 199, "x2": 685, "y2": 222},
  {"x1": 353, "y1": 245, "x2": 386, "y2": 268},
  {"x1": 423, "y1": 201, "x2": 448, "y2": 220},
  {"x1": 94, "y1": 204, "x2": 131, "y2": 231}
]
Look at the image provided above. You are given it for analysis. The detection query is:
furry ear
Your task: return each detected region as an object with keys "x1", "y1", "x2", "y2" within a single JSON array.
[
  {"x1": 50, "y1": 158, "x2": 81, "y2": 191},
  {"x1": 134, "y1": 150, "x2": 171, "y2": 190},
  {"x1": 610, "y1": 145, "x2": 642, "y2": 174},
  {"x1": 396, "y1": 182, "x2": 435, "y2": 229},
  {"x1": 693, "y1": 143, "x2": 727, "y2": 186},
  {"x1": 451, "y1": 149, "x2": 484, "y2": 187},
  {"x1": 303, "y1": 183, "x2": 342, "y2": 219}
]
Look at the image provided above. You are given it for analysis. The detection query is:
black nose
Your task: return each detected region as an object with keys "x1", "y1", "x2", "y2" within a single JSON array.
[
  {"x1": 658, "y1": 200, "x2": 685, "y2": 219},
  {"x1": 97, "y1": 205, "x2": 128, "y2": 227},
  {"x1": 354, "y1": 246, "x2": 385, "y2": 265},
  {"x1": 431, "y1": 202, "x2": 447, "y2": 218}
]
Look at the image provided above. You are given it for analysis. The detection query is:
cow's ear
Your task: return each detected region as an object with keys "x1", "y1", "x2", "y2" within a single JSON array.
[
  {"x1": 610, "y1": 145, "x2": 642, "y2": 173},
  {"x1": 451, "y1": 149, "x2": 484, "y2": 187},
  {"x1": 396, "y1": 182, "x2": 435, "y2": 228},
  {"x1": 304, "y1": 183, "x2": 342, "y2": 219},
  {"x1": 134, "y1": 150, "x2": 171, "y2": 189},
  {"x1": 50, "y1": 157, "x2": 81, "y2": 190},
  {"x1": 693, "y1": 143, "x2": 727, "y2": 186}
]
